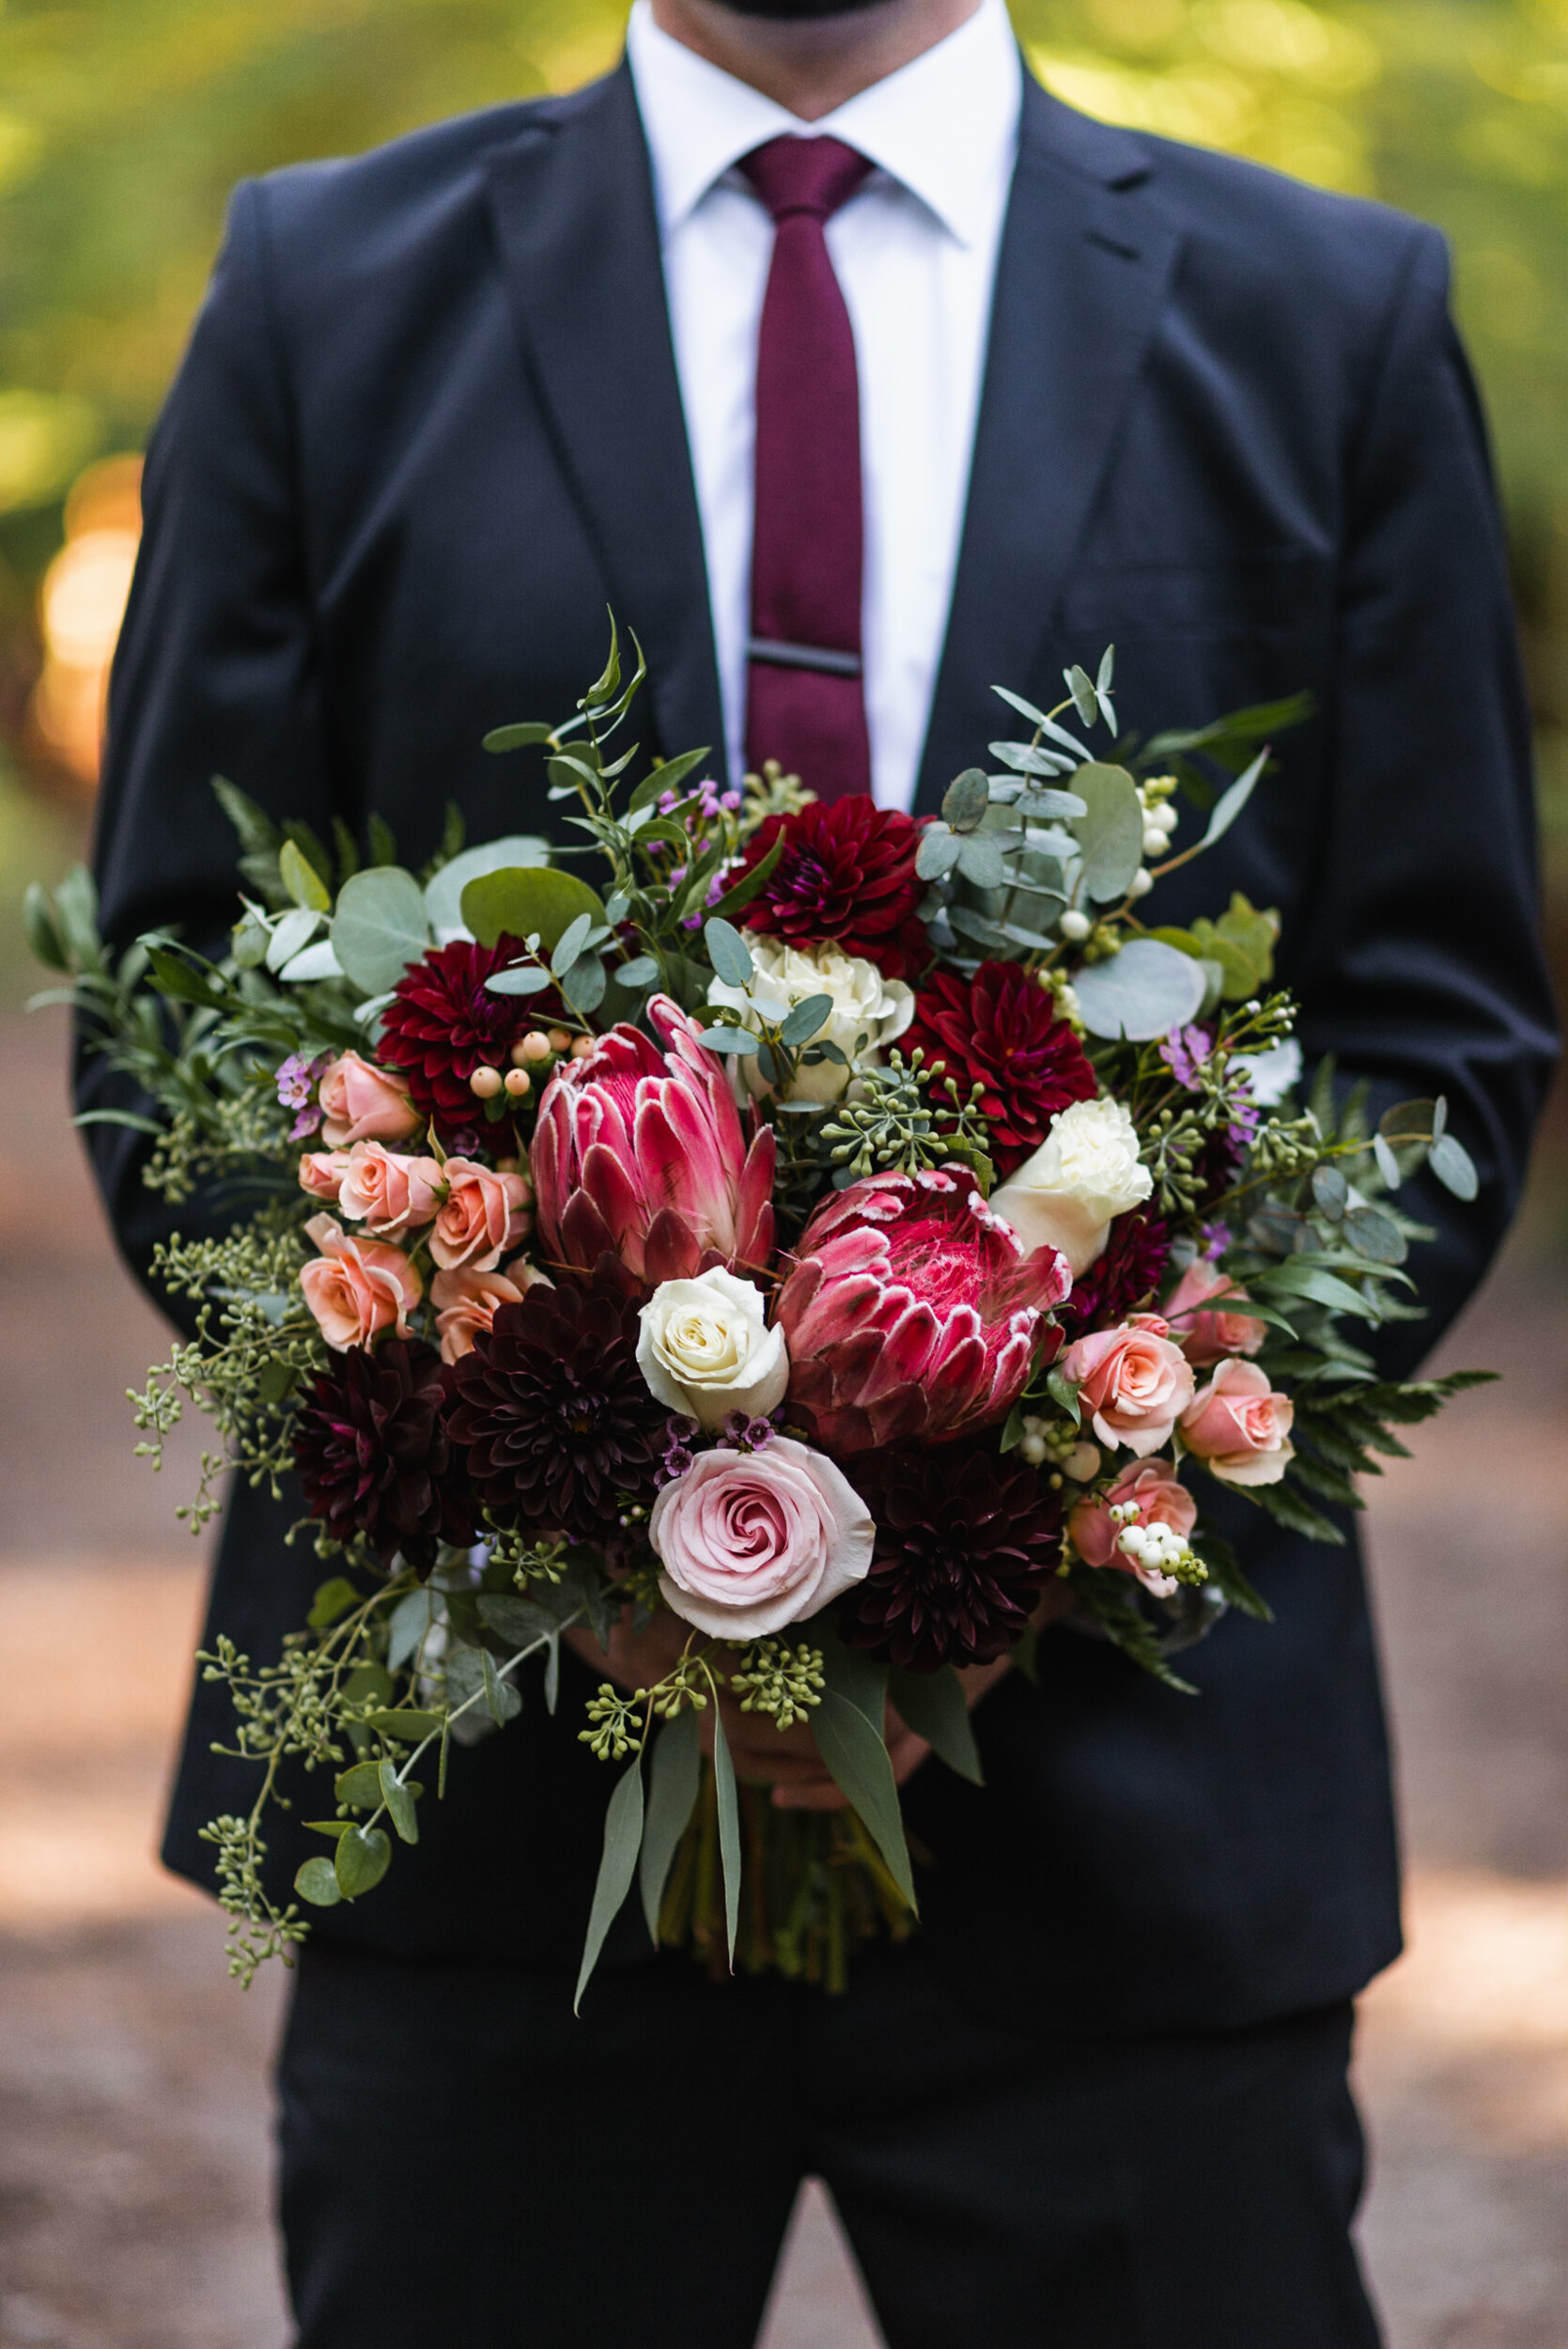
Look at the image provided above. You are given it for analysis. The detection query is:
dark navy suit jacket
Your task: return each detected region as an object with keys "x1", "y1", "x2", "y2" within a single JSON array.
[{"x1": 84, "y1": 60, "x2": 1556, "y2": 2029}]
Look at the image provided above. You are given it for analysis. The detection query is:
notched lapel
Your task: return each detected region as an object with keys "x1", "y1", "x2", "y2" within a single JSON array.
[
  {"x1": 915, "y1": 82, "x2": 1182, "y2": 813},
  {"x1": 482, "y1": 66, "x2": 724, "y2": 766}
]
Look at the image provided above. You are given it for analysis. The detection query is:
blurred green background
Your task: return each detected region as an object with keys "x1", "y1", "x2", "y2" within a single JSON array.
[{"x1": 0, "y1": 0, "x2": 1564, "y2": 1078}]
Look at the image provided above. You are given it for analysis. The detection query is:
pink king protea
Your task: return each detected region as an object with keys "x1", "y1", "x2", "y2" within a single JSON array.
[
  {"x1": 530, "y1": 995, "x2": 776, "y2": 1287},
  {"x1": 774, "y1": 1167, "x2": 1072, "y2": 1455}
]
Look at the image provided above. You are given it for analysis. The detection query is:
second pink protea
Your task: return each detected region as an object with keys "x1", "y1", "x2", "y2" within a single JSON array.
[
  {"x1": 774, "y1": 1167, "x2": 1072, "y2": 1455},
  {"x1": 530, "y1": 995, "x2": 775, "y2": 1286}
]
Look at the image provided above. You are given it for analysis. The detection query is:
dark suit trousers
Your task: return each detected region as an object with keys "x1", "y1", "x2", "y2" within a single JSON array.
[{"x1": 276, "y1": 1938, "x2": 1383, "y2": 2348}]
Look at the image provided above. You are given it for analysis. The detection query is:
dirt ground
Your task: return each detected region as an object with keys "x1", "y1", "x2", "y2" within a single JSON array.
[{"x1": 0, "y1": 1005, "x2": 1562, "y2": 2349}]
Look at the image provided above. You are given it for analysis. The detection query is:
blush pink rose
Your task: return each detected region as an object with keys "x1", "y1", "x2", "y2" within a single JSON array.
[
  {"x1": 649, "y1": 1437, "x2": 875, "y2": 1640},
  {"x1": 1164, "y1": 1258, "x2": 1266, "y2": 1368},
  {"x1": 298, "y1": 1149, "x2": 352, "y2": 1204},
  {"x1": 337, "y1": 1142, "x2": 445, "y2": 1240},
  {"x1": 428, "y1": 1159, "x2": 533, "y2": 1273},
  {"x1": 431, "y1": 1263, "x2": 551, "y2": 1364},
  {"x1": 1181, "y1": 1358, "x2": 1295, "y2": 1486},
  {"x1": 318, "y1": 1052, "x2": 421, "y2": 1149},
  {"x1": 300, "y1": 1213, "x2": 422, "y2": 1351},
  {"x1": 1069, "y1": 1457, "x2": 1197, "y2": 1595},
  {"x1": 1061, "y1": 1313, "x2": 1196, "y2": 1457}
]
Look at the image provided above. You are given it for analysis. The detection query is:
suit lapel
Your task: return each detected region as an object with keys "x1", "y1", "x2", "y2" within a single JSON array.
[
  {"x1": 483, "y1": 65, "x2": 725, "y2": 768},
  {"x1": 914, "y1": 80, "x2": 1182, "y2": 814}
]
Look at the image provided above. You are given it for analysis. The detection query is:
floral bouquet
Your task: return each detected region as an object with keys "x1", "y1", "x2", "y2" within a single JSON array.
[{"x1": 34, "y1": 630, "x2": 1483, "y2": 1999}]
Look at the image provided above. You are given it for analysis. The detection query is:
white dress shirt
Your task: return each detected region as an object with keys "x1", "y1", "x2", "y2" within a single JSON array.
[{"x1": 626, "y1": 0, "x2": 1022, "y2": 811}]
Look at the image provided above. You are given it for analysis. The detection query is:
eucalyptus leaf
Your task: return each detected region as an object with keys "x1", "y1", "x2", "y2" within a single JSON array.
[
  {"x1": 334, "y1": 1761, "x2": 383, "y2": 1810},
  {"x1": 330, "y1": 866, "x2": 430, "y2": 993},
  {"x1": 279, "y1": 837, "x2": 332, "y2": 913},
  {"x1": 697, "y1": 1026, "x2": 761, "y2": 1054},
  {"x1": 639, "y1": 1708, "x2": 702, "y2": 1945},
  {"x1": 1198, "y1": 747, "x2": 1267, "y2": 851},
  {"x1": 277, "y1": 937, "x2": 344, "y2": 984},
  {"x1": 1070, "y1": 765, "x2": 1144, "y2": 903},
  {"x1": 955, "y1": 832, "x2": 1008, "y2": 889},
  {"x1": 484, "y1": 964, "x2": 555, "y2": 996},
  {"x1": 364, "y1": 1708, "x2": 443, "y2": 1743},
  {"x1": 265, "y1": 906, "x2": 320, "y2": 972},
  {"x1": 1342, "y1": 1204, "x2": 1408, "y2": 1265},
  {"x1": 574, "y1": 1755, "x2": 644, "y2": 2012},
  {"x1": 1312, "y1": 1166, "x2": 1348, "y2": 1220},
  {"x1": 482, "y1": 721, "x2": 556, "y2": 752},
  {"x1": 615, "y1": 955, "x2": 660, "y2": 988},
  {"x1": 887, "y1": 1666, "x2": 984, "y2": 1787},
  {"x1": 1064, "y1": 663, "x2": 1099, "y2": 727},
  {"x1": 779, "y1": 992, "x2": 833, "y2": 1048},
  {"x1": 940, "y1": 768, "x2": 989, "y2": 831},
  {"x1": 704, "y1": 917, "x2": 755, "y2": 988},
  {"x1": 988, "y1": 741, "x2": 1077, "y2": 779},
  {"x1": 1429, "y1": 1132, "x2": 1479, "y2": 1201},
  {"x1": 812, "y1": 1625, "x2": 916, "y2": 1912},
  {"x1": 378, "y1": 1761, "x2": 419, "y2": 1844},
  {"x1": 425, "y1": 836, "x2": 549, "y2": 938},
  {"x1": 560, "y1": 952, "x2": 607, "y2": 1016},
  {"x1": 1073, "y1": 939, "x2": 1206, "y2": 1041},
  {"x1": 551, "y1": 911, "x2": 593, "y2": 976},
  {"x1": 307, "y1": 1576, "x2": 361, "y2": 1631},
  {"x1": 295, "y1": 1857, "x2": 343, "y2": 1907},
  {"x1": 462, "y1": 865, "x2": 606, "y2": 952},
  {"x1": 915, "y1": 828, "x2": 963, "y2": 881},
  {"x1": 334, "y1": 1825, "x2": 392, "y2": 1899},
  {"x1": 711, "y1": 1709, "x2": 743, "y2": 1966},
  {"x1": 1374, "y1": 1134, "x2": 1403, "y2": 1190},
  {"x1": 478, "y1": 1593, "x2": 563, "y2": 1650}
]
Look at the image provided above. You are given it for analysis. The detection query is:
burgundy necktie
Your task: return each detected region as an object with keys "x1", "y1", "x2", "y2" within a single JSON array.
[{"x1": 740, "y1": 136, "x2": 873, "y2": 804}]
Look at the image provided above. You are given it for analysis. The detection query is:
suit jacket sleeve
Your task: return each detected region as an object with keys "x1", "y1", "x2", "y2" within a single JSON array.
[
  {"x1": 79, "y1": 179, "x2": 338, "y2": 1324},
  {"x1": 1289, "y1": 224, "x2": 1557, "y2": 1375}
]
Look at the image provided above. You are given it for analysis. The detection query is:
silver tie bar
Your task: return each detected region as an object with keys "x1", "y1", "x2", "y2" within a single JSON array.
[{"x1": 747, "y1": 636, "x2": 862, "y2": 679}]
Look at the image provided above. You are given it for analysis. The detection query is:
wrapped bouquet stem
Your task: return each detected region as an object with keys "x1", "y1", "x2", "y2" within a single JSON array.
[{"x1": 32, "y1": 626, "x2": 1486, "y2": 1999}]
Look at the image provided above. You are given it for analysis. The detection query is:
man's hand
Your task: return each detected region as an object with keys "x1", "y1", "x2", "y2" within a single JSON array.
[{"x1": 562, "y1": 1582, "x2": 1075, "y2": 1810}]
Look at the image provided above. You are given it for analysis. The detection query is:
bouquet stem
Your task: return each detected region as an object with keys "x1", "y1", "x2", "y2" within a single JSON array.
[{"x1": 657, "y1": 1761, "x2": 917, "y2": 1991}]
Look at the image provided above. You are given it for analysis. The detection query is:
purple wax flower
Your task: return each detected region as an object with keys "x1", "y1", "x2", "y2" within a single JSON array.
[{"x1": 1159, "y1": 1026, "x2": 1212, "y2": 1090}]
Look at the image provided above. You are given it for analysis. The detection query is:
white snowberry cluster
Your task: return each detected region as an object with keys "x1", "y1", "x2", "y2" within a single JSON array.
[
  {"x1": 1017, "y1": 1413, "x2": 1101, "y2": 1486},
  {"x1": 1108, "y1": 1498, "x2": 1195, "y2": 1596}
]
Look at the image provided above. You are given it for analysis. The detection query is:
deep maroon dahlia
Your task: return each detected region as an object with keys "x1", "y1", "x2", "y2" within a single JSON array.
[
  {"x1": 1059, "y1": 1209, "x2": 1172, "y2": 1336},
  {"x1": 378, "y1": 935, "x2": 561, "y2": 1134},
  {"x1": 292, "y1": 1338, "x2": 474, "y2": 1574},
  {"x1": 442, "y1": 1264, "x2": 667, "y2": 1538},
  {"x1": 901, "y1": 961, "x2": 1097, "y2": 1178},
  {"x1": 842, "y1": 1445, "x2": 1064, "y2": 1671},
  {"x1": 737, "y1": 800, "x2": 928, "y2": 980}
]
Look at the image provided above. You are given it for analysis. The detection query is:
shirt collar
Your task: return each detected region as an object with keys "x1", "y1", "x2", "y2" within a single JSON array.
[{"x1": 626, "y1": 0, "x2": 1022, "y2": 250}]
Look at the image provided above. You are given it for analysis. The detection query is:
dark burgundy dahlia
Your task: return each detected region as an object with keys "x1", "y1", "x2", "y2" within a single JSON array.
[
  {"x1": 901, "y1": 960, "x2": 1097, "y2": 1178},
  {"x1": 292, "y1": 1338, "x2": 474, "y2": 1573},
  {"x1": 442, "y1": 1264, "x2": 668, "y2": 1539},
  {"x1": 737, "y1": 800, "x2": 928, "y2": 980},
  {"x1": 1059, "y1": 1209, "x2": 1171, "y2": 1336},
  {"x1": 841, "y1": 1446, "x2": 1064, "y2": 1671},
  {"x1": 378, "y1": 935, "x2": 559, "y2": 1134}
]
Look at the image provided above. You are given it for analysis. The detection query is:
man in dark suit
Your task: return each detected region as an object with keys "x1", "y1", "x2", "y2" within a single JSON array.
[{"x1": 83, "y1": 0, "x2": 1555, "y2": 2338}]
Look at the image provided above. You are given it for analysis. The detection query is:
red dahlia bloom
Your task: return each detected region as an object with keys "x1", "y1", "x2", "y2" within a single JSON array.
[
  {"x1": 292, "y1": 1337, "x2": 474, "y2": 1574},
  {"x1": 1059, "y1": 1209, "x2": 1171, "y2": 1336},
  {"x1": 773, "y1": 1166, "x2": 1070, "y2": 1455},
  {"x1": 843, "y1": 1445, "x2": 1064, "y2": 1671},
  {"x1": 379, "y1": 936, "x2": 558, "y2": 1135},
  {"x1": 901, "y1": 961, "x2": 1097, "y2": 1179},
  {"x1": 736, "y1": 800, "x2": 928, "y2": 980}
]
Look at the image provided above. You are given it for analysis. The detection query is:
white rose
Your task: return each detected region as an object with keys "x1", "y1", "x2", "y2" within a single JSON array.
[
  {"x1": 989, "y1": 1096, "x2": 1153, "y2": 1277},
  {"x1": 636, "y1": 1268, "x2": 790, "y2": 1431},
  {"x1": 706, "y1": 935, "x2": 914, "y2": 1103}
]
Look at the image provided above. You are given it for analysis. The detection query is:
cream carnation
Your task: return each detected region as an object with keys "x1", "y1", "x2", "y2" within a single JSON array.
[
  {"x1": 706, "y1": 935, "x2": 914, "y2": 1104},
  {"x1": 650, "y1": 1437, "x2": 874, "y2": 1639},
  {"x1": 637, "y1": 1268, "x2": 789, "y2": 1431},
  {"x1": 989, "y1": 1096, "x2": 1154, "y2": 1276}
]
